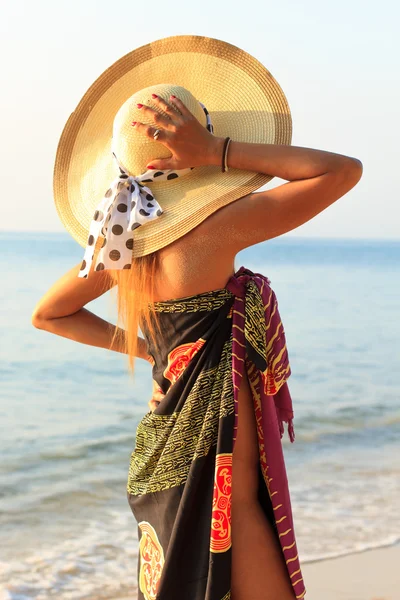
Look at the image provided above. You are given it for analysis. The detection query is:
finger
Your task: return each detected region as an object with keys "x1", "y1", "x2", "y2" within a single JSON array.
[
  {"x1": 153, "y1": 383, "x2": 163, "y2": 395},
  {"x1": 169, "y1": 94, "x2": 194, "y2": 119},
  {"x1": 145, "y1": 157, "x2": 182, "y2": 171},
  {"x1": 148, "y1": 399, "x2": 160, "y2": 412},
  {"x1": 131, "y1": 121, "x2": 169, "y2": 143},
  {"x1": 151, "y1": 94, "x2": 185, "y2": 120},
  {"x1": 136, "y1": 103, "x2": 177, "y2": 131}
]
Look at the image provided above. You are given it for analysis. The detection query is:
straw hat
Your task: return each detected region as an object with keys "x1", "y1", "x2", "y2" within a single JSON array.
[{"x1": 53, "y1": 34, "x2": 292, "y2": 269}]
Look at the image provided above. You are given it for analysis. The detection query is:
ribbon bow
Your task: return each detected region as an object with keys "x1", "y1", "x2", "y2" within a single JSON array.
[{"x1": 78, "y1": 101, "x2": 214, "y2": 278}]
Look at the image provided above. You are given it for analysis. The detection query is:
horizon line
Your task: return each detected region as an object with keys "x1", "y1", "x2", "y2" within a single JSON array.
[{"x1": 0, "y1": 230, "x2": 399, "y2": 243}]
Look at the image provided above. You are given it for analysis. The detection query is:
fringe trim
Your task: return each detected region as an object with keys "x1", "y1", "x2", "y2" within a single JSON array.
[
  {"x1": 277, "y1": 410, "x2": 296, "y2": 443},
  {"x1": 288, "y1": 418, "x2": 295, "y2": 443}
]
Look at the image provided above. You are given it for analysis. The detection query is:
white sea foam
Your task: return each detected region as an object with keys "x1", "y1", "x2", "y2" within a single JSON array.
[{"x1": 0, "y1": 509, "x2": 139, "y2": 599}]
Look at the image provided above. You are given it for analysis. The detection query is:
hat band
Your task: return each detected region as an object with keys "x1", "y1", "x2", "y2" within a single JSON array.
[{"x1": 78, "y1": 101, "x2": 213, "y2": 278}]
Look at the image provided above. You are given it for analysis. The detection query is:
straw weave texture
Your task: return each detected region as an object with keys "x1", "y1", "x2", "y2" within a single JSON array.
[{"x1": 53, "y1": 35, "x2": 292, "y2": 256}]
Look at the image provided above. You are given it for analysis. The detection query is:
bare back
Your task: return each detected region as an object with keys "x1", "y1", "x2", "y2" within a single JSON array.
[{"x1": 152, "y1": 199, "x2": 244, "y2": 302}]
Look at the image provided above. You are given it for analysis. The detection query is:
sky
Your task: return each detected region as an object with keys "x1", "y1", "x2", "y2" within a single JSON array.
[{"x1": 1, "y1": 0, "x2": 398, "y2": 239}]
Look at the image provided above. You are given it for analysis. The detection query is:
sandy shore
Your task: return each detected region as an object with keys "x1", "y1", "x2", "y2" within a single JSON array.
[
  {"x1": 112, "y1": 544, "x2": 399, "y2": 600},
  {"x1": 301, "y1": 544, "x2": 400, "y2": 600}
]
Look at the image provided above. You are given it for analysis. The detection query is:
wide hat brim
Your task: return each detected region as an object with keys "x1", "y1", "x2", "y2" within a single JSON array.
[{"x1": 53, "y1": 35, "x2": 292, "y2": 257}]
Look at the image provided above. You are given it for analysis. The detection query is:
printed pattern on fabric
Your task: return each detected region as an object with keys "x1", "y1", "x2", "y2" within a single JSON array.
[
  {"x1": 127, "y1": 339, "x2": 234, "y2": 496},
  {"x1": 247, "y1": 361, "x2": 305, "y2": 598},
  {"x1": 127, "y1": 266, "x2": 306, "y2": 600},
  {"x1": 210, "y1": 453, "x2": 232, "y2": 553},
  {"x1": 244, "y1": 279, "x2": 291, "y2": 395},
  {"x1": 247, "y1": 358, "x2": 270, "y2": 488},
  {"x1": 226, "y1": 268, "x2": 305, "y2": 599},
  {"x1": 138, "y1": 521, "x2": 165, "y2": 600},
  {"x1": 151, "y1": 288, "x2": 234, "y2": 314},
  {"x1": 163, "y1": 338, "x2": 206, "y2": 384}
]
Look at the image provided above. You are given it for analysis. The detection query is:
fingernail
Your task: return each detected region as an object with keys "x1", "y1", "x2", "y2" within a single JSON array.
[
  {"x1": 170, "y1": 95, "x2": 176, "y2": 99},
  {"x1": 136, "y1": 103, "x2": 143, "y2": 108},
  {"x1": 131, "y1": 121, "x2": 137, "y2": 126},
  {"x1": 151, "y1": 94, "x2": 158, "y2": 99},
  {"x1": 147, "y1": 165, "x2": 156, "y2": 169}
]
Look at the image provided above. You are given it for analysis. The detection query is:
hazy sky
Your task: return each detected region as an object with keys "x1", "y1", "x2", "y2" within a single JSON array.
[{"x1": 1, "y1": 0, "x2": 398, "y2": 239}]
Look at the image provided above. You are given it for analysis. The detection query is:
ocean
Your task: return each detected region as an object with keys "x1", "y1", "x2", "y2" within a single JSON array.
[{"x1": 1, "y1": 231, "x2": 399, "y2": 599}]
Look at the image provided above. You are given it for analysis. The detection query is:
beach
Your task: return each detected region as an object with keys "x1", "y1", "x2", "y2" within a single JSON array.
[
  {"x1": 111, "y1": 545, "x2": 400, "y2": 600},
  {"x1": 1, "y1": 234, "x2": 399, "y2": 599},
  {"x1": 301, "y1": 544, "x2": 400, "y2": 600}
]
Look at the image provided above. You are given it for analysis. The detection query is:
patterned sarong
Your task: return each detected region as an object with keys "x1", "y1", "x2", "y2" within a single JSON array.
[{"x1": 126, "y1": 266, "x2": 306, "y2": 600}]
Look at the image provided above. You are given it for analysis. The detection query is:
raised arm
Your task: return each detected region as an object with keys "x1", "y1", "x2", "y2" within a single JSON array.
[
  {"x1": 202, "y1": 138, "x2": 363, "y2": 252},
  {"x1": 133, "y1": 94, "x2": 363, "y2": 253}
]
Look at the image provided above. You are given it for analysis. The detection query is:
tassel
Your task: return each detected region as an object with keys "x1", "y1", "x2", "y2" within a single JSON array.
[
  {"x1": 278, "y1": 418, "x2": 284, "y2": 438},
  {"x1": 276, "y1": 410, "x2": 296, "y2": 443},
  {"x1": 288, "y1": 418, "x2": 295, "y2": 443}
]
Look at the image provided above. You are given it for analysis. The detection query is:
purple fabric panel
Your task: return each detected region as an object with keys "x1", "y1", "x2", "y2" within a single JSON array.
[{"x1": 226, "y1": 267, "x2": 306, "y2": 599}]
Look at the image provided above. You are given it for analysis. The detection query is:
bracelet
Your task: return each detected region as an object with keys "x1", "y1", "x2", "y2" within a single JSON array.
[{"x1": 221, "y1": 137, "x2": 232, "y2": 173}]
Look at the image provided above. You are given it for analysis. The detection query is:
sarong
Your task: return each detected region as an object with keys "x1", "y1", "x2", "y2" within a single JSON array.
[{"x1": 126, "y1": 266, "x2": 306, "y2": 600}]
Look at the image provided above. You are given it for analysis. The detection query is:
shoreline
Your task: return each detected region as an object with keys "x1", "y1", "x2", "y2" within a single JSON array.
[
  {"x1": 109, "y1": 543, "x2": 400, "y2": 600},
  {"x1": 301, "y1": 537, "x2": 400, "y2": 565}
]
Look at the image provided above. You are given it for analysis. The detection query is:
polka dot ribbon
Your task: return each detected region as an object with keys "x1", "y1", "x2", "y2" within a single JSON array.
[{"x1": 78, "y1": 101, "x2": 214, "y2": 278}]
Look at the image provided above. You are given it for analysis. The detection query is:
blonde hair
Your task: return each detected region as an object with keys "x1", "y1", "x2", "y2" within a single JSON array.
[{"x1": 102, "y1": 251, "x2": 162, "y2": 377}]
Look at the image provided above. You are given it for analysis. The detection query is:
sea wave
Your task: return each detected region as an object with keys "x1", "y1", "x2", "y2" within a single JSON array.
[
  {"x1": 282, "y1": 410, "x2": 400, "y2": 444},
  {"x1": 300, "y1": 535, "x2": 400, "y2": 563},
  {"x1": 0, "y1": 519, "x2": 399, "y2": 599}
]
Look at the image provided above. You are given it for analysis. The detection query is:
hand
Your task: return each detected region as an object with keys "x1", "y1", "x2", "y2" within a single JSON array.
[
  {"x1": 132, "y1": 94, "x2": 225, "y2": 171},
  {"x1": 148, "y1": 378, "x2": 166, "y2": 412}
]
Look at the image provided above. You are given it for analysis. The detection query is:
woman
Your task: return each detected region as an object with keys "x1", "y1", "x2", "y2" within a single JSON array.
[{"x1": 32, "y1": 36, "x2": 363, "y2": 600}]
